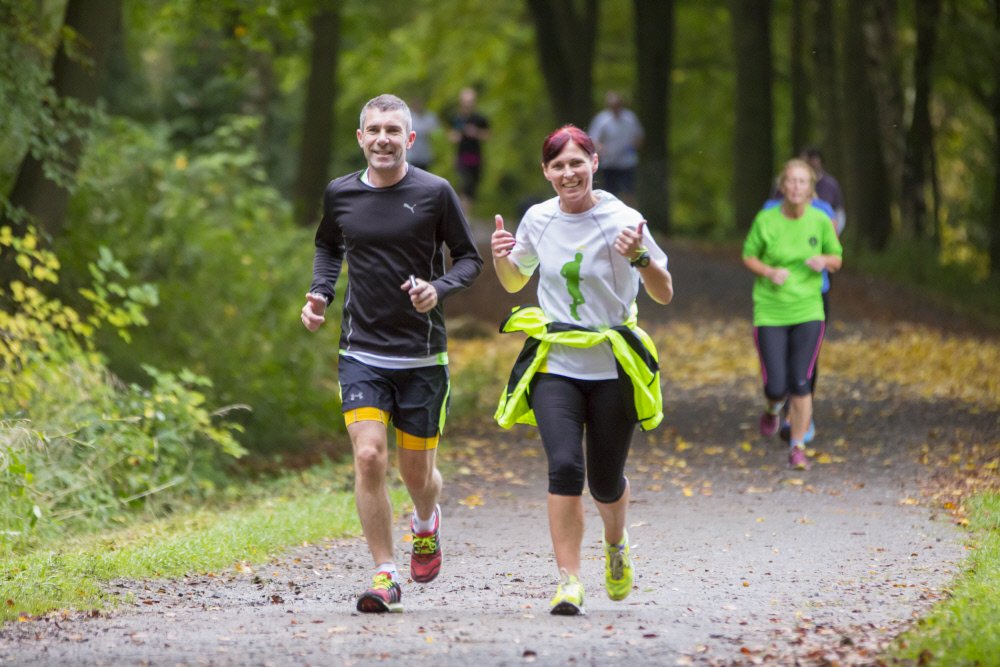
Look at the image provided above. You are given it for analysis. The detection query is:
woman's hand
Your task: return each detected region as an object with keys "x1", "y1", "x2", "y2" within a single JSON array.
[
  {"x1": 492, "y1": 214, "x2": 530, "y2": 293},
  {"x1": 491, "y1": 215, "x2": 516, "y2": 258},
  {"x1": 614, "y1": 220, "x2": 647, "y2": 259},
  {"x1": 805, "y1": 256, "x2": 826, "y2": 272},
  {"x1": 767, "y1": 267, "x2": 790, "y2": 285}
]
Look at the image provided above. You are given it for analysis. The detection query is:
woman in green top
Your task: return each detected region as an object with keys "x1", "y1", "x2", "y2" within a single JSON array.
[{"x1": 742, "y1": 159, "x2": 843, "y2": 469}]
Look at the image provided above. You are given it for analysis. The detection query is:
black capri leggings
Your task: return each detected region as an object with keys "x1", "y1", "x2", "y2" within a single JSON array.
[
  {"x1": 753, "y1": 321, "x2": 826, "y2": 401},
  {"x1": 530, "y1": 373, "x2": 635, "y2": 502}
]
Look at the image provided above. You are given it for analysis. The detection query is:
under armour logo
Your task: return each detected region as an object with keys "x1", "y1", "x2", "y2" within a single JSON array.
[
  {"x1": 403, "y1": 203, "x2": 416, "y2": 213},
  {"x1": 349, "y1": 391, "x2": 364, "y2": 401}
]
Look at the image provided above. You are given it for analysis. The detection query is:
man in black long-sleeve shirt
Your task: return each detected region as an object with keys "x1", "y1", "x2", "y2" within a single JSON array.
[{"x1": 301, "y1": 94, "x2": 482, "y2": 613}]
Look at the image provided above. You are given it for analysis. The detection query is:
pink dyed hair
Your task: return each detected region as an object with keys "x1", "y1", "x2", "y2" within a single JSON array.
[{"x1": 541, "y1": 125, "x2": 596, "y2": 166}]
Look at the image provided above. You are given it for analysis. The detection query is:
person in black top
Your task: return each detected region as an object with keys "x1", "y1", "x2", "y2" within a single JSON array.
[
  {"x1": 448, "y1": 86, "x2": 490, "y2": 214},
  {"x1": 301, "y1": 93, "x2": 482, "y2": 613}
]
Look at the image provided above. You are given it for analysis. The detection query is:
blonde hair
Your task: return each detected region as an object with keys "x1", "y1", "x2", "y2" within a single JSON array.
[{"x1": 776, "y1": 158, "x2": 817, "y2": 197}]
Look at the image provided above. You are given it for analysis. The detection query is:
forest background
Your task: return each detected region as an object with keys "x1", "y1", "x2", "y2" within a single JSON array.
[{"x1": 1, "y1": 0, "x2": 999, "y2": 548}]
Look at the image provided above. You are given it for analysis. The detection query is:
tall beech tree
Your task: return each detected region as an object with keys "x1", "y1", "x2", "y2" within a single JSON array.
[
  {"x1": 525, "y1": 0, "x2": 598, "y2": 128},
  {"x1": 6, "y1": 0, "x2": 122, "y2": 239},
  {"x1": 730, "y1": 0, "x2": 774, "y2": 230},
  {"x1": 292, "y1": 5, "x2": 342, "y2": 227},
  {"x1": 843, "y1": 0, "x2": 892, "y2": 251},
  {"x1": 811, "y1": 0, "x2": 843, "y2": 177},
  {"x1": 901, "y1": 0, "x2": 941, "y2": 241},
  {"x1": 789, "y1": 0, "x2": 810, "y2": 154},
  {"x1": 633, "y1": 0, "x2": 674, "y2": 234}
]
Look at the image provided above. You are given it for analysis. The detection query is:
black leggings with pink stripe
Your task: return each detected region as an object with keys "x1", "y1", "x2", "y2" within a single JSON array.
[{"x1": 753, "y1": 321, "x2": 825, "y2": 401}]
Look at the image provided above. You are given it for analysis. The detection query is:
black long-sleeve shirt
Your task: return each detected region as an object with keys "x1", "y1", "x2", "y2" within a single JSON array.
[{"x1": 309, "y1": 166, "x2": 483, "y2": 359}]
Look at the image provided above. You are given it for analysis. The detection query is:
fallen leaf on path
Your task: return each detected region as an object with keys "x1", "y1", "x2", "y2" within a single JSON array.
[{"x1": 459, "y1": 494, "x2": 484, "y2": 508}]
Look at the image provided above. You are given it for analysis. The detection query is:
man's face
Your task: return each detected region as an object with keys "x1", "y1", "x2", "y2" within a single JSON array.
[{"x1": 357, "y1": 108, "x2": 415, "y2": 172}]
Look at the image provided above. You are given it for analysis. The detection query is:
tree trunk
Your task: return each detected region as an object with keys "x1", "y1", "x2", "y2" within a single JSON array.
[
  {"x1": 990, "y1": 2, "x2": 1000, "y2": 276},
  {"x1": 6, "y1": 0, "x2": 122, "y2": 239},
  {"x1": 633, "y1": 0, "x2": 674, "y2": 234},
  {"x1": 901, "y1": 0, "x2": 940, "y2": 241},
  {"x1": 730, "y1": 0, "x2": 774, "y2": 230},
  {"x1": 861, "y1": 0, "x2": 905, "y2": 212},
  {"x1": 843, "y1": 0, "x2": 892, "y2": 252},
  {"x1": 292, "y1": 7, "x2": 341, "y2": 227},
  {"x1": 525, "y1": 0, "x2": 598, "y2": 127},
  {"x1": 790, "y1": 0, "x2": 810, "y2": 154},
  {"x1": 812, "y1": 0, "x2": 843, "y2": 177}
]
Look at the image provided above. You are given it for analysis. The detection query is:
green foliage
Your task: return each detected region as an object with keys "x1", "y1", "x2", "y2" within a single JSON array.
[
  {"x1": 663, "y1": 3, "x2": 735, "y2": 237},
  {"x1": 0, "y1": 0, "x2": 62, "y2": 191},
  {"x1": 0, "y1": 226, "x2": 157, "y2": 397},
  {"x1": 890, "y1": 492, "x2": 1000, "y2": 665},
  {"x1": 59, "y1": 114, "x2": 342, "y2": 454},
  {"x1": 335, "y1": 0, "x2": 548, "y2": 219},
  {"x1": 0, "y1": 226, "x2": 245, "y2": 550},
  {"x1": 0, "y1": 0, "x2": 99, "y2": 194}
]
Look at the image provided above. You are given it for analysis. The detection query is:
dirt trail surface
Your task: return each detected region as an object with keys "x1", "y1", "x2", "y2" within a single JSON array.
[{"x1": 3, "y1": 237, "x2": 997, "y2": 666}]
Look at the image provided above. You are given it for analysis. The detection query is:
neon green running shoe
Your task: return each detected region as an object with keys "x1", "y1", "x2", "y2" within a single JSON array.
[
  {"x1": 549, "y1": 569, "x2": 585, "y2": 615},
  {"x1": 604, "y1": 529, "x2": 634, "y2": 601}
]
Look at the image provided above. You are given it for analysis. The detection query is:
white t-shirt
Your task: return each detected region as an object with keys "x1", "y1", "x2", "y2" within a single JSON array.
[
  {"x1": 509, "y1": 192, "x2": 667, "y2": 380},
  {"x1": 588, "y1": 109, "x2": 643, "y2": 169},
  {"x1": 409, "y1": 110, "x2": 440, "y2": 166}
]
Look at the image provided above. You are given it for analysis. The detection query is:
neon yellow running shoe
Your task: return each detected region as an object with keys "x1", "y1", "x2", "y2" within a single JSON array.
[
  {"x1": 549, "y1": 569, "x2": 585, "y2": 615},
  {"x1": 356, "y1": 571, "x2": 403, "y2": 613},
  {"x1": 604, "y1": 530, "x2": 634, "y2": 601}
]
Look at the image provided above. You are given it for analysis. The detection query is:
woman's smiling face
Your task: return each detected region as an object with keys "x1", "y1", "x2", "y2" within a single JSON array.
[{"x1": 543, "y1": 140, "x2": 599, "y2": 212}]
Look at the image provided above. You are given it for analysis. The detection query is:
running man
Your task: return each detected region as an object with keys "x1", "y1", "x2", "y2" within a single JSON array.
[{"x1": 301, "y1": 94, "x2": 482, "y2": 612}]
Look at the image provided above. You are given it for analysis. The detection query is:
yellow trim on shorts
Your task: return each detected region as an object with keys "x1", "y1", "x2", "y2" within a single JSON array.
[
  {"x1": 343, "y1": 407, "x2": 390, "y2": 426},
  {"x1": 396, "y1": 429, "x2": 439, "y2": 451}
]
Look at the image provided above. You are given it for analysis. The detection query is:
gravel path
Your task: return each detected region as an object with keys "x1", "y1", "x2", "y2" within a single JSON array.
[{"x1": 3, "y1": 237, "x2": 994, "y2": 666}]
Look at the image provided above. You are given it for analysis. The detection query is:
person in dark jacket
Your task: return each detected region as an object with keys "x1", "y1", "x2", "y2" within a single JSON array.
[{"x1": 301, "y1": 93, "x2": 482, "y2": 613}]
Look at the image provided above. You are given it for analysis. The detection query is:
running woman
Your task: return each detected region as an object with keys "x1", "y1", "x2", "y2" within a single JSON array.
[
  {"x1": 301, "y1": 94, "x2": 482, "y2": 612},
  {"x1": 742, "y1": 158, "x2": 843, "y2": 470},
  {"x1": 491, "y1": 125, "x2": 672, "y2": 615}
]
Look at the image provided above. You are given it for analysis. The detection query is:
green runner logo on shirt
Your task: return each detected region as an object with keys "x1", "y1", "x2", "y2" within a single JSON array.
[{"x1": 560, "y1": 252, "x2": 585, "y2": 321}]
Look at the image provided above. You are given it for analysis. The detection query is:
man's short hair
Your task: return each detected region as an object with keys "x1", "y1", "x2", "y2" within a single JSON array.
[
  {"x1": 799, "y1": 146, "x2": 823, "y2": 162},
  {"x1": 359, "y1": 94, "x2": 412, "y2": 134}
]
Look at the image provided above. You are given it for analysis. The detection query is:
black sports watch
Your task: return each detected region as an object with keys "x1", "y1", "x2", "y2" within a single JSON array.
[{"x1": 630, "y1": 249, "x2": 651, "y2": 268}]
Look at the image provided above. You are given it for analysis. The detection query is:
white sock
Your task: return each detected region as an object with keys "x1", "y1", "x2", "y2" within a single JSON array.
[
  {"x1": 790, "y1": 438, "x2": 805, "y2": 450},
  {"x1": 412, "y1": 506, "x2": 437, "y2": 534},
  {"x1": 375, "y1": 563, "x2": 398, "y2": 580}
]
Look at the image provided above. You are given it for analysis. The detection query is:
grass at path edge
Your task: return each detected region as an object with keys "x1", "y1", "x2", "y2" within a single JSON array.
[
  {"x1": 890, "y1": 492, "x2": 1000, "y2": 665},
  {"x1": 0, "y1": 478, "x2": 408, "y2": 622}
]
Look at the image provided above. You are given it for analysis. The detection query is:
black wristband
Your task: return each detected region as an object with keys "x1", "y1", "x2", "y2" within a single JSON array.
[{"x1": 630, "y1": 250, "x2": 651, "y2": 268}]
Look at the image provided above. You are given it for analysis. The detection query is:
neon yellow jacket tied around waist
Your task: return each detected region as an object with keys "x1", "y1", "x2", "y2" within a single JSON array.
[{"x1": 494, "y1": 305, "x2": 663, "y2": 432}]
